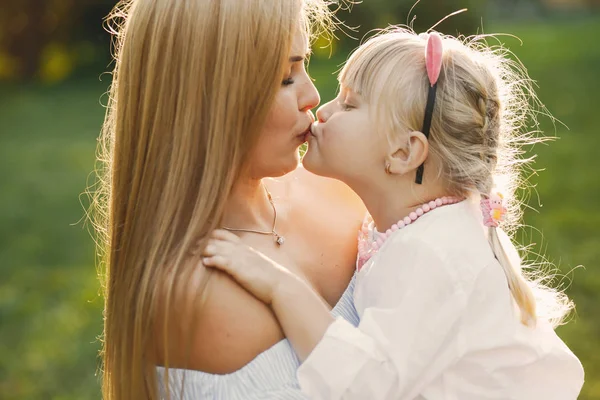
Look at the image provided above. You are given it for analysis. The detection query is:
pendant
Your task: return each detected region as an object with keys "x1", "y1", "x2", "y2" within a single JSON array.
[{"x1": 275, "y1": 235, "x2": 285, "y2": 246}]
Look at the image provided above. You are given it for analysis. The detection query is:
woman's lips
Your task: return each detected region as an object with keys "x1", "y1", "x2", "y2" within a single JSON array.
[
  {"x1": 303, "y1": 128, "x2": 312, "y2": 142},
  {"x1": 298, "y1": 123, "x2": 313, "y2": 143}
]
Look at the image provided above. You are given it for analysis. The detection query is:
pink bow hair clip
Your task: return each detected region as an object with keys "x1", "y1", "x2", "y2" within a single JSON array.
[
  {"x1": 481, "y1": 192, "x2": 507, "y2": 228},
  {"x1": 425, "y1": 32, "x2": 443, "y2": 87},
  {"x1": 415, "y1": 31, "x2": 443, "y2": 185}
]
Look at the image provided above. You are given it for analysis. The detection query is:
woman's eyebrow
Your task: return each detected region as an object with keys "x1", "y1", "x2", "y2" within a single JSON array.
[{"x1": 289, "y1": 50, "x2": 311, "y2": 63}]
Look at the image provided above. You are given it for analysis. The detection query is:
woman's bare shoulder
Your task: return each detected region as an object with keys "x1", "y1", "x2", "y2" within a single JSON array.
[{"x1": 156, "y1": 264, "x2": 285, "y2": 374}]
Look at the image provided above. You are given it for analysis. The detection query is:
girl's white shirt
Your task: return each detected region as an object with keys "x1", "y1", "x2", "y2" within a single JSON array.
[{"x1": 297, "y1": 198, "x2": 583, "y2": 400}]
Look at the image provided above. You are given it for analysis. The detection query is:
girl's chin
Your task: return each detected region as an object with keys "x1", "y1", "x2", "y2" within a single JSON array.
[
  {"x1": 302, "y1": 148, "x2": 343, "y2": 180},
  {"x1": 300, "y1": 148, "x2": 320, "y2": 174}
]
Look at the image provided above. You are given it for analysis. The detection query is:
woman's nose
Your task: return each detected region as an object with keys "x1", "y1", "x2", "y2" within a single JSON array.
[{"x1": 300, "y1": 79, "x2": 320, "y2": 113}]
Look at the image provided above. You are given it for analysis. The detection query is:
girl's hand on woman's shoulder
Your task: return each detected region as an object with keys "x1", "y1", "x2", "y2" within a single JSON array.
[{"x1": 202, "y1": 229, "x2": 296, "y2": 305}]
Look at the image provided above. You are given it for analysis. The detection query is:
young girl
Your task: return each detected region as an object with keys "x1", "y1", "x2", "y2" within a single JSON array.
[{"x1": 202, "y1": 29, "x2": 584, "y2": 399}]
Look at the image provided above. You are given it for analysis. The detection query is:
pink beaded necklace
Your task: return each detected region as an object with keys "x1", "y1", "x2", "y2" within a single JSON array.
[{"x1": 357, "y1": 196, "x2": 463, "y2": 271}]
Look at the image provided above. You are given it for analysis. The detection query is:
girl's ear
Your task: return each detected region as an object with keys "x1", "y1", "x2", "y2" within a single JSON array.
[{"x1": 386, "y1": 131, "x2": 429, "y2": 175}]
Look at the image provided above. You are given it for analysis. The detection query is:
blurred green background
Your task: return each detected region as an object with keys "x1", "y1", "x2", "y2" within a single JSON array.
[{"x1": 1, "y1": 0, "x2": 599, "y2": 399}]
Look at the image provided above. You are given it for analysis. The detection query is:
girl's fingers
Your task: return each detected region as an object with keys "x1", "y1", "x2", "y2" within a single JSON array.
[
  {"x1": 202, "y1": 244, "x2": 214, "y2": 257},
  {"x1": 201, "y1": 238, "x2": 231, "y2": 257},
  {"x1": 202, "y1": 255, "x2": 230, "y2": 270},
  {"x1": 211, "y1": 229, "x2": 240, "y2": 242}
]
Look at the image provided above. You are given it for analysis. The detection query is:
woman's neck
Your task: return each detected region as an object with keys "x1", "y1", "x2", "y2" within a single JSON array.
[{"x1": 221, "y1": 178, "x2": 275, "y2": 232}]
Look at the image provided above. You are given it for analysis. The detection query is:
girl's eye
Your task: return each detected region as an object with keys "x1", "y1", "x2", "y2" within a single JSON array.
[
  {"x1": 342, "y1": 103, "x2": 353, "y2": 111},
  {"x1": 282, "y1": 77, "x2": 294, "y2": 86}
]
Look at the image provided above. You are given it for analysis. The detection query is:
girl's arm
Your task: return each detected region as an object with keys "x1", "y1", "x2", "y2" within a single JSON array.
[
  {"x1": 271, "y1": 272, "x2": 336, "y2": 360},
  {"x1": 295, "y1": 237, "x2": 474, "y2": 400},
  {"x1": 202, "y1": 229, "x2": 335, "y2": 360},
  {"x1": 204, "y1": 230, "x2": 472, "y2": 399}
]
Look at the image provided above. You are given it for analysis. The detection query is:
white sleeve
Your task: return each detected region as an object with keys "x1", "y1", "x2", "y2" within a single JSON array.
[{"x1": 297, "y1": 237, "x2": 470, "y2": 400}]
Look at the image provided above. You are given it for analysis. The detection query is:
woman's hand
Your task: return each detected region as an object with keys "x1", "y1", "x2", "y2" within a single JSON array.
[{"x1": 202, "y1": 229, "x2": 294, "y2": 305}]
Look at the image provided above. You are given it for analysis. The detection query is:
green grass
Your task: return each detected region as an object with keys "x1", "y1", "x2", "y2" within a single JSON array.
[
  {"x1": 1, "y1": 17, "x2": 599, "y2": 399},
  {"x1": 0, "y1": 80, "x2": 106, "y2": 399}
]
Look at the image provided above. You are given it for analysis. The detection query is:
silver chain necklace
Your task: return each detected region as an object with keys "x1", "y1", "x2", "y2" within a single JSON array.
[{"x1": 222, "y1": 186, "x2": 285, "y2": 246}]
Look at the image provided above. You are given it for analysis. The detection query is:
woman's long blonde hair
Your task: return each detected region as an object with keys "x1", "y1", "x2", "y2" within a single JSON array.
[
  {"x1": 340, "y1": 28, "x2": 572, "y2": 328},
  {"x1": 91, "y1": 0, "x2": 335, "y2": 398}
]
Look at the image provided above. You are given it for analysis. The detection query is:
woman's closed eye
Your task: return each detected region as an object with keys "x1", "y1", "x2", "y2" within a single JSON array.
[
  {"x1": 282, "y1": 57, "x2": 309, "y2": 86},
  {"x1": 282, "y1": 67, "x2": 295, "y2": 86}
]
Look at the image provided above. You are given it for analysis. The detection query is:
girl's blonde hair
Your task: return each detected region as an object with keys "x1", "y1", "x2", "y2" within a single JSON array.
[
  {"x1": 91, "y1": 0, "x2": 336, "y2": 398},
  {"x1": 340, "y1": 27, "x2": 572, "y2": 327}
]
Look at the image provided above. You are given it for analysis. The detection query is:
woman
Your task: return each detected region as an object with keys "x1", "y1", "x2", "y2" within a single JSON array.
[{"x1": 93, "y1": 0, "x2": 364, "y2": 398}]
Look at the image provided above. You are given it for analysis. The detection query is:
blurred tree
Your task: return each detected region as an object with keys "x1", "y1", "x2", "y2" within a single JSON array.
[
  {"x1": 0, "y1": 0, "x2": 114, "y2": 82},
  {"x1": 0, "y1": 0, "x2": 51, "y2": 79}
]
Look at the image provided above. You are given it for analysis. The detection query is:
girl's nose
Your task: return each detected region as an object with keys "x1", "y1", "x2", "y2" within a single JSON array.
[{"x1": 316, "y1": 102, "x2": 331, "y2": 123}]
